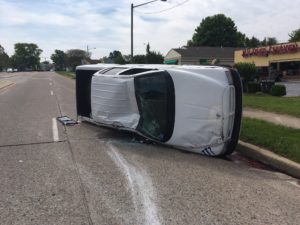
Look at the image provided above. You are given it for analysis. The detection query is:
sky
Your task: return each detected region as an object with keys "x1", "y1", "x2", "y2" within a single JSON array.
[{"x1": 1, "y1": 0, "x2": 300, "y2": 61}]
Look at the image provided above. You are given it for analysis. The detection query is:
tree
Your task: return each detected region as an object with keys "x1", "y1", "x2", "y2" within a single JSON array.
[
  {"x1": 145, "y1": 43, "x2": 164, "y2": 64},
  {"x1": 11, "y1": 43, "x2": 42, "y2": 71},
  {"x1": 288, "y1": 28, "x2": 300, "y2": 42},
  {"x1": 186, "y1": 40, "x2": 193, "y2": 46},
  {"x1": 132, "y1": 55, "x2": 146, "y2": 64},
  {"x1": 130, "y1": 44, "x2": 164, "y2": 64},
  {"x1": 114, "y1": 54, "x2": 126, "y2": 64},
  {"x1": 51, "y1": 49, "x2": 66, "y2": 71},
  {"x1": 236, "y1": 32, "x2": 247, "y2": 47},
  {"x1": 245, "y1": 36, "x2": 261, "y2": 48},
  {"x1": 190, "y1": 14, "x2": 244, "y2": 47},
  {"x1": 108, "y1": 50, "x2": 126, "y2": 64},
  {"x1": 0, "y1": 45, "x2": 10, "y2": 71},
  {"x1": 122, "y1": 54, "x2": 132, "y2": 63},
  {"x1": 65, "y1": 49, "x2": 89, "y2": 71},
  {"x1": 260, "y1": 37, "x2": 278, "y2": 46}
]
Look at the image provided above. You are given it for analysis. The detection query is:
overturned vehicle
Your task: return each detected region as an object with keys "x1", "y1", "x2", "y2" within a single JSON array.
[{"x1": 76, "y1": 64, "x2": 242, "y2": 156}]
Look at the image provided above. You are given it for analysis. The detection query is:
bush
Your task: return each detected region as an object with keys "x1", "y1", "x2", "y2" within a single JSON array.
[
  {"x1": 235, "y1": 62, "x2": 256, "y2": 82},
  {"x1": 271, "y1": 84, "x2": 286, "y2": 96},
  {"x1": 235, "y1": 62, "x2": 257, "y2": 92},
  {"x1": 247, "y1": 82, "x2": 261, "y2": 93}
]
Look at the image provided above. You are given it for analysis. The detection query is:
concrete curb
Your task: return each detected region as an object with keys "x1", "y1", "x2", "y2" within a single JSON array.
[
  {"x1": 0, "y1": 80, "x2": 14, "y2": 90},
  {"x1": 237, "y1": 141, "x2": 300, "y2": 179}
]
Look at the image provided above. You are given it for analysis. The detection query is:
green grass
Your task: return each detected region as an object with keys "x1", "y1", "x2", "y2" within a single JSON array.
[
  {"x1": 56, "y1": 71, "x2": 75, "y2": 79},
  {"x1": 243, "y1": 94, "x2": 300, "y2": 118},
  {"x1": 240, "y1": 118, "x2": 300, "y2": 163}
]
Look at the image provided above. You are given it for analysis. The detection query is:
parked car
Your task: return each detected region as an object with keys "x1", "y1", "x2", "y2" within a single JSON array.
[
  {"x1": 76, "y1": 64, "x2": 242, "y2": 156},
  {"x1": 7, "y1": 68, "x2": 13, "y2": 73}
]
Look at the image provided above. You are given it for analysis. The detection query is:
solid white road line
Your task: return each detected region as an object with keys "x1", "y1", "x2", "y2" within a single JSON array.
[
  {"x1": 52, "y1": 118, "x2": 59, "y2": 142},
  {"x1": 50, "y1": 90, "x2": 54, "y2": 95},
  {"x1": 107, "y1": 142, "x2": 161, "y2": 225}
]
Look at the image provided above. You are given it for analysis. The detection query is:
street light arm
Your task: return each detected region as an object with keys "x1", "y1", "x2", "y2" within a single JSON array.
[{"x1": 133, "y1": 0, "x2": 159, "y2": 8}]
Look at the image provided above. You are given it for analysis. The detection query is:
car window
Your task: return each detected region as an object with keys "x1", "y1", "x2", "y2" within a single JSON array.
[
  {"x1": 134, "y1": 71, "x2": 175, "y2": 142},
  {"x1": 120, "y1": 68, "x2": 157, "y2": 75},
  {"x1": 102, "y1": 67, "x2": 128, "y2": 75}
]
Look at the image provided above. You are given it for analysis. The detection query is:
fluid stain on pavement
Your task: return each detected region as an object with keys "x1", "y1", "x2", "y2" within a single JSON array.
[{"x1": 228, "y1": 152, "x2": 276, "y2": 171}]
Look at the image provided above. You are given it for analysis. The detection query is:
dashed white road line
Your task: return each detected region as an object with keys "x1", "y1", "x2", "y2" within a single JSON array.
[
  {"x1": 107, "y1": 142, "x2": 161, "y2": 225},
  {"x1": 49, "y1": 82, "x2": 52, "y2": 86},
  {"x1": 52, "y1": 118, "x2": 59, "y2": 142},
  {"x1": 50, "y1": 90, "x2": 54, "y2": 95}
]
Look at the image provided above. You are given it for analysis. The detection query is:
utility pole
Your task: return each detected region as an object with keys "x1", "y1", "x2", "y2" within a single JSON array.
[
  {"x1": 86, "y1": 45, "x2": 96, "y2": 56},
  {"x1": 131, "y1": 3, "x2": 133, "y2": 63},
  {"x1": 130, "y1": 0, "x2": 167, "y2": 63}
]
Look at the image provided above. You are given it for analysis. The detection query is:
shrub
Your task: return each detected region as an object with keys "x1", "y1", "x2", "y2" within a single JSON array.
[
  {"x1": 235, "y1": 62, "x2": 257, "y2": 92},
  {"x1": 235, "y1": 63, "x2": 256, "y2": 81},
  {"x1": 247, "y1": 82, "x2": 261, "y2": 93},
  {"x1": 271, "y1": 84, "x2": 286, "y2": 96}
]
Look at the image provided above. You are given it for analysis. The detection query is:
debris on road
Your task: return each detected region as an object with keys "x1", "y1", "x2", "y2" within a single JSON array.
[{"x1": 57, "y1": 116, "x2": 78, "y2": 126}]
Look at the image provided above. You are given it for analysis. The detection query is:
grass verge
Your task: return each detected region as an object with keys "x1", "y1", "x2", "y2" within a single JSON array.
[
  {"x1": 240, "y1": 118, "x2": 300, "y2": 163},
  {"x1": 56, "y1": 71, "x2": 75, "y2": 79},
  {"x1": 243, "y1": 94, "x2": 300, "y2": 118}
]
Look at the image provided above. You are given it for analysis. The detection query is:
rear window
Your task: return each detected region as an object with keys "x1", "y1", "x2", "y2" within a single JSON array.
[{"x1": 134, "y1": 71, "x2": 175, "y2": 142}]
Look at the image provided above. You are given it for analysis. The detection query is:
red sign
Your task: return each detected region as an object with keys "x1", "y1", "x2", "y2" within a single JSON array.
[{"x1": 242, "y1": 43, "x2": 299, "y2": 57}]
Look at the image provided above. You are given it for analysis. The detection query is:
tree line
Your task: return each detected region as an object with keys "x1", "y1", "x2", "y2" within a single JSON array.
[
  {"x1": 0, "y1": 44, "x2": 91, "y2": 72},
  {"x1": 1, "y1": 14, "x2": 300, "y2": 72},
  {"x1": 187, "y1": 14, "x2": 300, "y2": 48},
  {"x1": 0, "y1": 43, "x2": 164, "y2": 72},
  {"x1": 101, "y1": 43, "x2": 164, "y2": 65}
]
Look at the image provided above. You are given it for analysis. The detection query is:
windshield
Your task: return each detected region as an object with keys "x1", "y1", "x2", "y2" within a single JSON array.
[{"x1": 134, "y1": 71, "x2": 175, "y2": 142}]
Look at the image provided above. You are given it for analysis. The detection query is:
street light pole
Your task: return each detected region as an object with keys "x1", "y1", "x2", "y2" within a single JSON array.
[
  {"x1": 130, "y1": 0, "x2": 166, "y2": 63},
  {"x1": 86, "y1": 45, "x2": 96, "y2": 57},
  {"x1": 86, "y1": 45, "x2": 96, "y2": 64},
  {"x1": 131, "y1": 3, "x2": 134, "y2": 63},
  {"x1": 87, "y1": 45, "x2": 96, "y2": 54}
]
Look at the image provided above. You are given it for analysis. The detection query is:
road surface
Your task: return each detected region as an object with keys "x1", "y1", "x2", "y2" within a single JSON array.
[{"x1": 0, "y1": 72, "x2": 299, "y2": 225}]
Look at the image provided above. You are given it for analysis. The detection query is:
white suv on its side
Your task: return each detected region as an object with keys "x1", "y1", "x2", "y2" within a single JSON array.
[{"x1": 76, "y1": 64, "x2": 242, "y2": 156}]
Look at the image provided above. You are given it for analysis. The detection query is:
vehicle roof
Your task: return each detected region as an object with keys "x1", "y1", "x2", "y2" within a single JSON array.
[
  {"x1": 76, "y1": 63, "x2": 230, "y2": 74},
  {"x1": 76, "y1": 64, "x2": 121, "y2": 70}
]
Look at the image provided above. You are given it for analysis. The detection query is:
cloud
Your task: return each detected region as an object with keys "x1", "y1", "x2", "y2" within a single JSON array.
[{"x1": 1, "y1": 0, "x2": 300, "y2": 60}]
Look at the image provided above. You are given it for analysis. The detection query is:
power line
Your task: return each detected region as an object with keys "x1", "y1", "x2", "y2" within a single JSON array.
[{"x1": 135, "y1": 0, "x2": 191, "y2": 15}]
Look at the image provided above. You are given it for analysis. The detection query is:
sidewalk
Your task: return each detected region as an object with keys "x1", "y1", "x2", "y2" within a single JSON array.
[
  {"x1": 239, "y1": 107, "x2": 300, "y2": 179},
  {"x1": 243, "y1": 107, "x2": 300, "y2": 129}
]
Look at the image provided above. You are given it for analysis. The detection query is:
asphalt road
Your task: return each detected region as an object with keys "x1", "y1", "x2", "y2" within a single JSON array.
[{"x1": 0, "y1": 72, "x2": 299, "y2": 225}]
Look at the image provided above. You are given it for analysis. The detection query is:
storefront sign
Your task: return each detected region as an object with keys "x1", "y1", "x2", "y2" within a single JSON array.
[{"x1": 242, "y1": 43, "x2": 299, "y2": 57}]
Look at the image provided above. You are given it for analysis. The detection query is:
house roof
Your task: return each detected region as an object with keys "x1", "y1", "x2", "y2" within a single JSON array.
[{"x1": 173, "y1": 46, "x2": 242, "y2": 58}]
